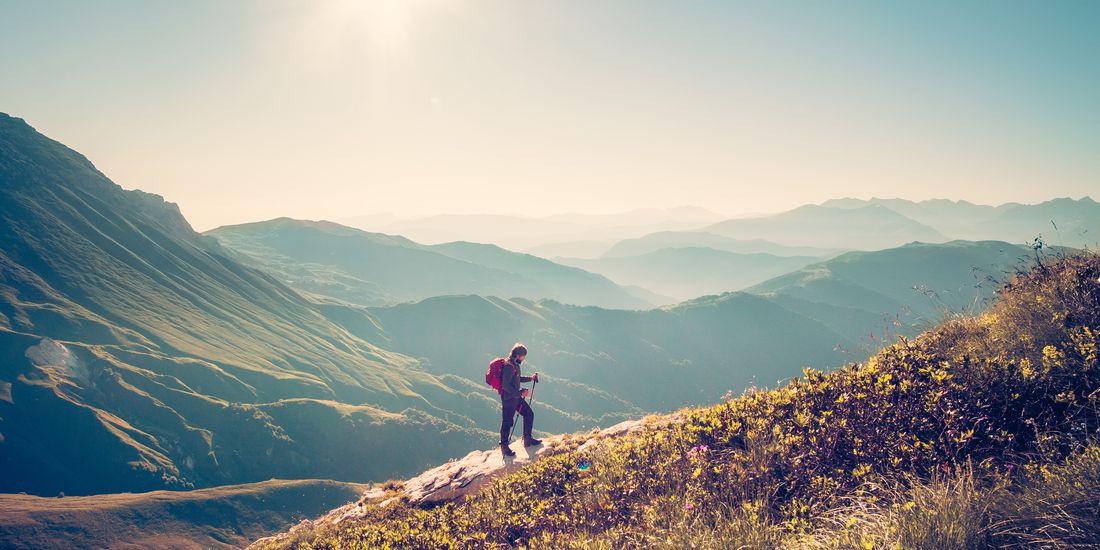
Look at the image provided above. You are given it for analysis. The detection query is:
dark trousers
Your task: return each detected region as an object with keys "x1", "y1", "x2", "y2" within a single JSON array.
[{"x1": 500, "y1": 397, "x2": 533, "y2": 444}]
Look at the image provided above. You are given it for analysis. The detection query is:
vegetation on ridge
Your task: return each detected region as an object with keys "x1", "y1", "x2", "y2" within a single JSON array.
[{"x1": 259, "y1": 254, "x2": 1100, "y2": 549}]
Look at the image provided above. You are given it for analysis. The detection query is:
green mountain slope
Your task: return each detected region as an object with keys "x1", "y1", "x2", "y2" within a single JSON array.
[
  {"x1": 207, "y1": 219, "x2": 655, "y2": 309},
  {"x1": 0, "y1": 113, "x2": 490, "y2": 495}
]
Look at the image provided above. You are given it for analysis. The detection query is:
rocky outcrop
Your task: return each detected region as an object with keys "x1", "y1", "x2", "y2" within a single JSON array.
[
  {"x1": 402, "y1": 413, "x2": 681, "y2": 506},
  {"x1": 251, "y1": 413, "x2": 684, "y2": 548}
]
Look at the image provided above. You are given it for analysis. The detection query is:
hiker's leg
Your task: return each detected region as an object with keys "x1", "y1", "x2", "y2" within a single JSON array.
[
  {"x1": 519, "y1": 398, "x2": 534, "y2": 438},
  {"x1": 500, "y1": 399, "x2": 517, "y2": 444}
]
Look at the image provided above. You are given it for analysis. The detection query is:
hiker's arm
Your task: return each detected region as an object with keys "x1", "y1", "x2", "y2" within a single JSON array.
[{"x1": 520, "y1": 374, "x2": 532, "y2": 383}]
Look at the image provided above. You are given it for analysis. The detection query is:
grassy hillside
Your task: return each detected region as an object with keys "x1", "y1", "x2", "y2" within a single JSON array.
[
  {"x1": 260, "y1": 255, "x2": 1100, "y2": 549},
  {"x1": 0, "y1": 479, "x2": 367, "y2": 550},
  {"x1": 0, "y1": 113, "x2": 493, "y2": 495}
]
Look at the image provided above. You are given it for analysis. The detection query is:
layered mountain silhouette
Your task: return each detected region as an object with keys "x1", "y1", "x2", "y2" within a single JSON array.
[
  {"x1": 346, "y1": 207, "x2": 726, "y2": 252},
  {"x1": 822, "y1": 197, "x2": 1099, "y2": 249},
  {"x1": 556, "y1": 247, "x2": 819, "y2": 301},
  {"x1": 599, "y1": 231, "x2": 838, "y2": 259},
  {"x1": 207, "y1": 219, "x2": 656, "y2": 309},
  {"x1": 362, "y1": 240, "x2": 1043, "y2": 413},
  {"x1": 704, "y1": 204, "x2": 949, "y2": 250}
]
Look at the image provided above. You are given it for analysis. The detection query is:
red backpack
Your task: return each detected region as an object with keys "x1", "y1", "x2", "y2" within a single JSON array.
[{"x1": 486, "y1": 358, "x2": 506, "y2": 393}]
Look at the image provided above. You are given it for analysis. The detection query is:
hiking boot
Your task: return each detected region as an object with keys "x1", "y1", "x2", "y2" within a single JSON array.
[
  {"x1": 523, "y1": 436, "x2": 542, "y2": 447},
  {"x1": 500, "y1": 444, "x2": 516, "y2": 457}
]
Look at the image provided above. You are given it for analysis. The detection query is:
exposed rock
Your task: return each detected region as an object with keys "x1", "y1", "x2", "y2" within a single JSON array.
[
  {"x1": 251, "y1": 413, "x2": 683, "y2": 548},
  {"x1": 407, "y1": 413, "x2": 683, "y2": 505}
]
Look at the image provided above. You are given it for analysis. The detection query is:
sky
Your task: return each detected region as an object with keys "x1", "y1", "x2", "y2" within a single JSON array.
[{"x1": 1, "y1": 0, "x2": 1098, "y2": 231}]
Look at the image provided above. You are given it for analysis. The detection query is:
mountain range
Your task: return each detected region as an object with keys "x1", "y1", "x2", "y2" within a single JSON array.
[
  {"x1": 0, "y1": 112, "x2": 1082, "y2": 547},
  {"x1": 822, "y1": 196, "x2": 1100, "y2": 249},
  {"x1": 555, "y1": 248, "x2": 819, "y2": 302},
  {"x1": 342, "y1": 207, "x2": 727, "y2": 252},
  {"x1": 207, "y1": 219, "x2": 659, "y2": 309}
]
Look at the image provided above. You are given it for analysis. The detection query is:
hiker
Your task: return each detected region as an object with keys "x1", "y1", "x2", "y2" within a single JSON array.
[{"x1": 489, "y1": 343, "x2": 541, "y2": 456}]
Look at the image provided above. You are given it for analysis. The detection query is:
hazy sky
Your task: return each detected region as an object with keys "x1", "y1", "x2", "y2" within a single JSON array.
[{"x1": 2, "y1": 1, "x2": 1098, "y2": 231}]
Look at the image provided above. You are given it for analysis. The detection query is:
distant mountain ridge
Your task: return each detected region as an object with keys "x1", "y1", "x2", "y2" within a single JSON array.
[
  {"x1": 599, "y1": 231, "x2": 838, "y2": 258},
  {"x1": 207, "y1": 218, "x2": 657, "y2": 309},
  {"x1": 705, "y1": 204, "x2": 948, "y2": 250},
  {"x1": 821, "y1": 196, "x2": 1099, "y2": 248},
  {"x1": 344, "y1": 207, "x2": 726, "y2": 251},
  {"x1": 745, "y1": 240, "x2": 1048, "y2": 343},
  {"x1": 556, "y1": 247, "x2": 819, "y2": 301}
]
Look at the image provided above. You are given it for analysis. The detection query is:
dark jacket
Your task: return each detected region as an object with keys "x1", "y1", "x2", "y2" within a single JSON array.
[{"x1": 499, "y1": 359, "x2": 532, "y2": 402}]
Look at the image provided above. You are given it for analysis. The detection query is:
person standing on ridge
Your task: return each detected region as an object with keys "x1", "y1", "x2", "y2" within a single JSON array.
[{"x1": 492, "y1": 343, "x2": 540, "y2": 456}]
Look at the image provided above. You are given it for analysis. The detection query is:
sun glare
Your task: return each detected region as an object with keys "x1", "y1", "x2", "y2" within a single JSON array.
[{"x1": 305, "y1": 0, "x2": 456, "y2": 60}]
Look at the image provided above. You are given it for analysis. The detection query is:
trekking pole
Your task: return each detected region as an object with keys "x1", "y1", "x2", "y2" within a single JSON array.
[{"x1": 507, "y1": 380, "x2": 534, "y2": 442}]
